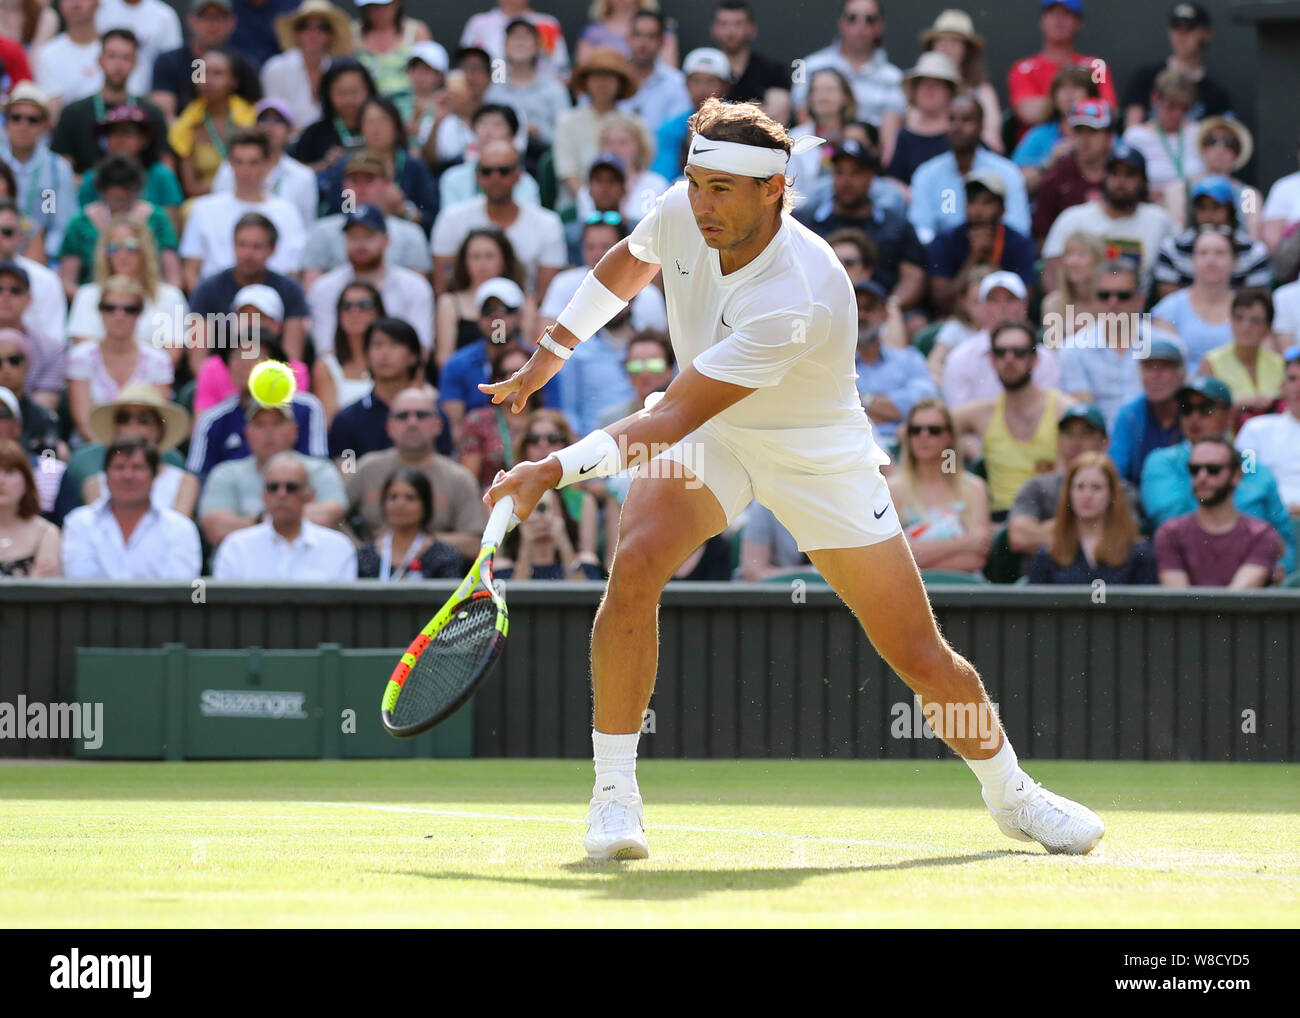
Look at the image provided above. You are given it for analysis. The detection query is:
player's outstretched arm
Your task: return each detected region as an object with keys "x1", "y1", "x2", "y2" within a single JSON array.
[
  {"x1": 483, "y1": 366, "x2": 755, "y2": 519},
  {"x1": 479, "y1": 238, "x2": 662, "y2": 414}
]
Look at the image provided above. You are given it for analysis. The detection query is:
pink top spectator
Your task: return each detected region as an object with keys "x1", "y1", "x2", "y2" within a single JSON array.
[{"x1": 193, "y1": 356, "x2": 311, "y2": 415}]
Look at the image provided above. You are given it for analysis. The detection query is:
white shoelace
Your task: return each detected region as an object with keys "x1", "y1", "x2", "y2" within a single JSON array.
[{"x1": 590, "y1": 793, "x2": 641, "y2": 834}]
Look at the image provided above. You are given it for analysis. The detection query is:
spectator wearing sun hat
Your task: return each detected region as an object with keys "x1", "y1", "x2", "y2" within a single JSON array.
[
  {"x1": 210, "y1": 99, "x2": 319, "y2": 230},
  {"x1": 261, "y1": 0, "x2": 354, "y2": 131},
  {"x1": 0, "y1": 83, "x2": 76, "y2": 260},
  {"x1": 885, "y1": 51, "x2": 961, "y2": 185},
  {"x1": 918, "y1": 9, "x2": 1003, "y2": 154},
  {"x1": 1184, "y1": 115, "x2": 1257, "y2": 238},
  {"x1": 553, "y1": 46, "x2": 637, "y2": 205}
]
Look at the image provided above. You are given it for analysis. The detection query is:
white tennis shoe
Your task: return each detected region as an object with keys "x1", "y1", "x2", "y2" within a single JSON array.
[
  {"x1": 982, "y1": 774, "x2": 1105, "y2": 855},
  {"x1": 584, "y1": 772, "x2": 649, "y2": 861}
]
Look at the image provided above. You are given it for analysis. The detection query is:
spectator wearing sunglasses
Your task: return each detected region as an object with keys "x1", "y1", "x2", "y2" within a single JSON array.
[
  {"x1": 0, "y1": 263, "x2": 64, "y2": 411},
  {"x1": 887, "y1": 397, "x2": 992, "y2": 574},
  {"x1": 211, "y1": 450, "x2": 356, "y2": 580},
  {"x1": 345, "y1": 385, "x2": 484, "y2": 557},
  {"x1": 790, "y1": 0, "x2": 902, "y2": 134},
  {"x1": 0, "y1": 336, "x2": 60, "y2": 468},
  {"x1": 61, "y1": 435, "x2": 202, "y2": 580},
  {"x1": 66, "y1": 275, "x2": 173, "y2": 444},
  {"x1": 1235, "y1": 350, "x2": 1300, "y2": 515},
  {"x1": 597, "y1": 331, "x2": 674, "y2": 428},
  {"x1": 1174, "y1": 117, "x2": 1257, "y2": 239},
  {"x1": 1140, "y1": 377, "x2": 1295, "y2": 573},
  {"x1": 0, "y1": 198, "x2": 65, "y2": 346},
  {"x1": 313, "y1": 281, "x2": 383, "y2": 422},
  {"x1": 199, "y1": 402, "x2": 346, "y2": 547},
  {"x1": 0, "y1": 84, "x2": 75, "y2": 265},
  {"x1": 436, "y1": 104, "x2": 541, "y2": 211},
  {"x1": 1155, "y1": 437, "x2": 1281, "y2": 588}
]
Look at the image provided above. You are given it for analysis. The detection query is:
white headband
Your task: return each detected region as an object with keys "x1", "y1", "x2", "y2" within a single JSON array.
[{"x1": 686, "y1": 133, "x2": 825, "y2": 178}]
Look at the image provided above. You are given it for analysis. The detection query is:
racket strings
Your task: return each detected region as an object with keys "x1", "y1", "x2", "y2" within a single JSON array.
[{"x1": 391, "y1": 595, "x2": 502, "y2": 728}]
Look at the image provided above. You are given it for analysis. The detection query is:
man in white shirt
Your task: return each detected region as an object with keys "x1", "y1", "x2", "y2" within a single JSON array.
[
  {"x1": 430, "y1": 139, "x2": 567, "y2": 296},
  {"x1": 1273, "y1": 278, "x2": 1300, "y2": 345},
  {"x1": 1042, "y1": 142, "x2": 1175, "y2": 293},
  {"x1": 61, "y1": 436, "x2": 202, "y2": 579},
  {"x1": 790, "y1": 0, "x2": 904, "y2": 130},
  {"x1": 211, "y1": 100, "x2": 318, "y2": 233},
  {"x1": 35, "y1": 0, "x2": 103, "y2": 115},
  {"x1": 1261, "y1": 142, "x2": 1300, "y2": 256},
  {"x1": 212, "y1": 451, "x2": 357, "y2": 580},
  {"x1": 0, "y1": 199, "x2": 67, "y2": 344},
  {"x1": 1235, "y1": 354, "x2": 1300, "y2": 514},
  {"x1": 95, "y1": 0, "x2": 183, "y2": 97},
  {"x1": 179, "y1": 127, "x2": 305, "y2": 290},
  {"x1": 307, "y1": 205, "x2": 434, "y2": 353},
  {"x1": 482, "y1": 97, "x2": 1102, "y2": 860}
]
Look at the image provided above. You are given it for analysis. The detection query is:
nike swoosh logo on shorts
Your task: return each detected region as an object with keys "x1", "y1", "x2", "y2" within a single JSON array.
[{"x1": 873, "y1": 505, "x2": 888, "y2": 519}]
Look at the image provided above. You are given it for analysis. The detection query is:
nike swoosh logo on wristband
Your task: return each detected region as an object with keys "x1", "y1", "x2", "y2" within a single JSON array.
[{"x1": 579, "y1": 460, "x2": 603, "y2": 475}]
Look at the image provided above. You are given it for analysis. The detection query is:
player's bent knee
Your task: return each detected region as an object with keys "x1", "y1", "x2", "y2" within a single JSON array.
[{"x1": 606, "y1": 532, "x2": 676, "y2": 598}]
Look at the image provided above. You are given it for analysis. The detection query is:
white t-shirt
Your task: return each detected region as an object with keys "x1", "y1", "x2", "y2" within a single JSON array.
[
  {"x1": 540, "y1": 266, "x2": 667, "y2": 333},
  {"x1": 1262, "y1": 171, "x2": 1300, "y2": 228},
  {"x1": 1042, "y1": 200, "x2": 1174, "y2": 287},
  {"x1": 307, "y1": 263, "x2": 434, "y2": 353},
  {"x1": 625, "y1": 181, "x2": 888, "y2": 455},
  {"x1": 1235, "y1": 411, "x2": 1300, "y2": 508},
  {"x1": 1272, "y1": 280, "x2": 1300, "y2": 341},
  {"x1": 35, "y1": 35, "x2": 103, "y2": 105},
  {"x1": 17, "y1": 255, "x2": 67, "y2": 344},
  {"x1": 430, "y1": 196, "x2": 567, "y2": 292},
  {"x1": 211, "y1": 155, "x2": 318, "y2": 232},
  {"x1": 1121, "y1": 122, "x2": 1204, "y2": 190},
  {"x1": 67, "y1": 282, "x2": 189, "y2": 349},
  {"x1": 259, "y1": 49, "x2": 327, "y2": 134},
  {"x1": 95, "y1": 0, "x2": 182, "y2": 96},
  {"x1": 179, "y1": 192, "x2": 306, "y2": 281}
]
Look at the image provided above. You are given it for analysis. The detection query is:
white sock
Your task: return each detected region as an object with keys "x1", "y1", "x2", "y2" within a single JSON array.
[
  {"x1": 963, "y1": 737, "x2": 1027, "y2": 809},
  {"x1": 592, "y1": 729, "x2": 639, "y2": 788}
]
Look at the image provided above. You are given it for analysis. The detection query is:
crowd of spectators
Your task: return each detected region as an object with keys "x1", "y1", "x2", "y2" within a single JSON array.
[{"x1": 0, "y1": 0, "x2": 1297, "y2": 590}]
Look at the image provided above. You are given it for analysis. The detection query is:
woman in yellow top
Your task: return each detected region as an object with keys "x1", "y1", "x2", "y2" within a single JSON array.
[
  {"x1": 1200, "y1": 288, "x2": 1286, "y2": 427},
  {"x1": 168, "y1": 49, "x2": 257, "y2": 199}
]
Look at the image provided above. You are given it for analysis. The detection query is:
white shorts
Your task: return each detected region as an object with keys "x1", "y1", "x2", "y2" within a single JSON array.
[{"x1": 644, "y1": 419, "x2": 903, "y2": 552}]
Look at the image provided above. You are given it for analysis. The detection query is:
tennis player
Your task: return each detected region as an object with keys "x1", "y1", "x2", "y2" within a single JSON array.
[{"x1": 481, "y1": 98, "x2": 1104, "y2": 860}]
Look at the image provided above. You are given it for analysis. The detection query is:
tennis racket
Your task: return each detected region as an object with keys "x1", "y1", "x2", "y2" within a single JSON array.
[{"x1": 380, "y1": 495, "x2": 517, "y2": 737}]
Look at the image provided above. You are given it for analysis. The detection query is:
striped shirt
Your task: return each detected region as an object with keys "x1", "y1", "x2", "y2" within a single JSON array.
[{"x1": 1153, "y1": 227, "x2": 1273, "y2": 290}]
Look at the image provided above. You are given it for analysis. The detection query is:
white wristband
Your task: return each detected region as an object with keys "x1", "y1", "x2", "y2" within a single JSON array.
[
  {"x1": 548, "y1": 429, "x2": 622, "y2": 487},
  {"x1": 538, "y1": 328, "x2": 574, "y2": 360},
  {"x1": 555, "y1": 271, "x2": 629, "y2": 343}
]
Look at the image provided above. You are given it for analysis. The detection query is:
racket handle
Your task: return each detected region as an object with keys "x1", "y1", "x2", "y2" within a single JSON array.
[{"x1": 483, "y1": 494, "x2": 519, "y2": 547}]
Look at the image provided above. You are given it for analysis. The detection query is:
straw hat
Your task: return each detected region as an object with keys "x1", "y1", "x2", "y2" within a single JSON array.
[
  {"x1": 275, "y1": 0, "x2": 353, "y2": 58},
  {"x1": 89, "y1": 384, "x2": 191, "y2": 454},
  {"x1": 571, "y1": 47, "x2": 636, "y2": 101},
  {"x1": 1197, "y1": 115, "x2": 1253, "y2": 173},
  {"x1": 904, "y1": 51, "x2": 963, "y2": 88},
  {"x1": 921, "y1": 9, "x2": 984, "y2": 52}
]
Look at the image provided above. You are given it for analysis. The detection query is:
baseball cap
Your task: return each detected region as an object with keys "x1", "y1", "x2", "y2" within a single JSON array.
[
  {"x1": 854, "y1": 278, "x2": 888, "y2": 303},
  {"x1": 245, "y1": 400, "x2": 295, "y2": 422},
  {"x1": 342, "y1": 204, "x2": 386, "y2": 233},
  {"x1": 963, "y1": 168, "x2": 1007, "y2": 198},
  {"x1": 0, "y1": 385, "x2": 20, "y2": 423},
  {"x1": 589, "y1": 151, "x2": 627, "y2": 179},
  {"x1": 408, "y1": 41, "x2": 449, "y2": 73},
  {"x1": 1177, "y1": 377, "x2": 1232, "y2": 405},
  {"x1": 1145, "y1": 334, "x2": 1186, "y2": 363},
  {"x1": 5, "y1": 82, "x2": 50, "y2": 117},
  {"x1": 343, "y1": 150, "x2": 390, "y2": 178},
  {"x1": 682, "y1": 48, "x2": 730, "y2": 81},
  {"x1": 1170, "y1": 2, "x2": 1210, "y2": 28},
  {"x1": 0, "y1": 261, "x2": 30, "y2": 288},
  {"x1": 475, "y1": 277, "x2": 525, "y2": 312},
  {"x1": 1042, "y1": 0, "x2": 1083, "y2": 14},
  {"x1": 232, "y1": 284, "x2": 285, "y2": 321},
  {"x1": 1190, "y1": 175, "x2": 1234, "y2": 206},
  {"x1": 1107, "y1": 141, "x2": 1147, "y2": 176},
  {"x1": 830, "y1": 139, "x2": 879, "y2": 171},
  {"x1": 1059, "y1": 403, "x2": 1107, "y2": 434},
  {"x1": 254, "y1": 98, "x2": 295, "y2": 127},
  {"x1": 191, "y1": 0, "x2": 232, "y2": 12},
  {"x1": 978, "y1": 270, "x2": 1028, "y2": 301},
  {"x1": 1068, "y1": 98, "x2": 1112, "y2": 131}
]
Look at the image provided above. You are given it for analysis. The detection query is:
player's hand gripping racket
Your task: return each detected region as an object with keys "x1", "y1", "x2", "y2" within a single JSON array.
[{"x1": 381, "y1": 495, "x2": 517, "y2": 737}]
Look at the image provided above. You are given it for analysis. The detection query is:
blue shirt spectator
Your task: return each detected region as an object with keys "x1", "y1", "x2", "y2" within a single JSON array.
[
  {"x1": 926, "y1": 222, "x2": 1036, "y2": 292},
  {"x1": 652, "y1": 109, "x2": 691, "y2": 181},
  {"x1": 1141, "y1": 440, "x2": 1295, "y2": 573},
  {"x1": 1150, "y1": 288, "x2": 1233, "y2": 375},
  {"x1": 557, "y1": 333, "x2": 636, "y2": 437},
  {"x1": 908, "y1": 148, "x2": 1031, "y2": 244},
  {"x1": 1111, "y1": 393, "x2": 1183, "y2": 486},
  {"x1": 229, "y1": 0, "x2": 299, "y2": 71},
  {"x1": 187, "y1": 392, "x2": 327, "y2": 479},
  {"x1": 855, "y1": 343, "x2": 936, "y2": 443},
  {"x1": 440, "y1": 339, "x2": 560, "y2": 418},
  {"x1": 328, "y1": 389, "x2": 454, "y2": 460}
]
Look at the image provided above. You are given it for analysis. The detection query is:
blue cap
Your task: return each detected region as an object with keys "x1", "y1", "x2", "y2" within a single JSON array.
[
  {"x1": 854, "y1": 278, "x2": 888, "y2": 303},
  {"x1": 1146, "y1": 337, "x2": 1185, "y2": 363},
  {"x1": 1107, "y1": 140, "x2": 1147, "y2": 177},
  {"x1": 1058, "y1": 403, "x2": 1107, "y2": 434},
  {"x1": 1191, "y1": 175, "x2": 1234, "y2": 206},
  {"x1": 1042, "y1": 0, "x2": 1084, "y2": 14},
  {"x1": 589, "y1": 151, "x2": 627, "y2": 179},
  {"x1": 342, "y1": 204, "x2": 386, "y2": 234}
]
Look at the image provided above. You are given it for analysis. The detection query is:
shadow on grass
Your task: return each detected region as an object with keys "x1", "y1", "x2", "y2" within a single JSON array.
[{"x1": 388, "y1": 850, "x2": 1013, "y2": 902}]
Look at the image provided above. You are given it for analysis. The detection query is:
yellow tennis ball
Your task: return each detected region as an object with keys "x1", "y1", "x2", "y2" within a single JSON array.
[{"x1": 248, "y1": 360, "x2": 297, "y2": 407}]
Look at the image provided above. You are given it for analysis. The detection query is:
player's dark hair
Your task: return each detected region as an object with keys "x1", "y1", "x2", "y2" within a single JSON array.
[
  {"x1": 365, "y1": 318, "x2": 421, "y2": 379},
  {"x1": 471, "y1": 102, "x2": 520, "y2": 136},
  {"x1": 101, "y1": 27, "x2": 139, "y2": 50},
  {"x1": 95, "y1": 154, "x2": 144, "y2": 193},
  {"x1": 234, "y1": 212, "x2": 279, "y2": 249},
  {"x1": 334, "y1": 281, "x2": 385, "y2": 369},
  {"x1": 104, "y1": 435, "x2": 160, "y2": 478},
  {"x1": 319, "y1": 59, "x2": 377, "y2": 120},
  {"x1": 1232, "y1": 287, "x2": 1274, "y2": 325},
  {"x1": 688, "y1": 97, "x2": 796, "y2": 213},
  {"x1": 381, "y1": 466, "x2": 434, "y2": 532}
]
